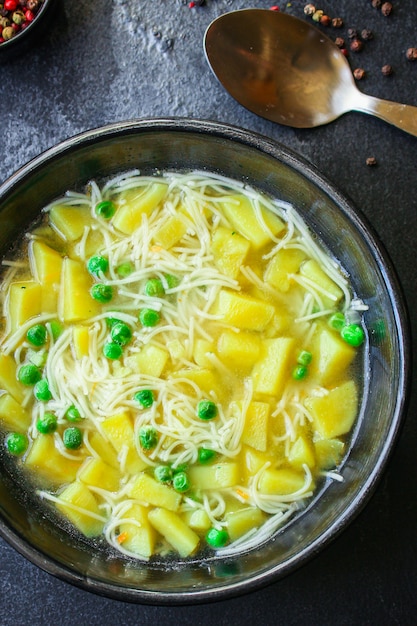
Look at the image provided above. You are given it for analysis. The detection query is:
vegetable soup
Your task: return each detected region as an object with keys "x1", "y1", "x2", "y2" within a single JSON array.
[{"x1": 0, "y1": 171, "x2": 366, "y2": 559}]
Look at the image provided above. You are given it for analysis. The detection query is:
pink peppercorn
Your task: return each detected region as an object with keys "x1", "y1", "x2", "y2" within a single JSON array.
[
  {"x1": 4, "y1": 0, "x2": 18, "y2": 10},
  {"x1": 24, "y1": 9, "x2": 35, "y2": 21}
]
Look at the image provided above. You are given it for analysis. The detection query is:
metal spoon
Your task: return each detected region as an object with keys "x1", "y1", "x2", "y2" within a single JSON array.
[{"x1": 204, "y1": 9, "x2": 417, "y2": 136}]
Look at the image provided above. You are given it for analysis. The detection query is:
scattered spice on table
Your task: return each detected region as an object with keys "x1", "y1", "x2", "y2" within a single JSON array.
[
  {"x1": 381, "y1": 64, "x2": 393, "y2": 76},
  {"x1": 353, "y1": 68, "x2": 366, "y2": 80},
  {"x1": 366, "y1": 157, "x2": 378, "y2": 166},
  {"x1": 406, "y1": 47, "x2": 417, "y2": 61}
]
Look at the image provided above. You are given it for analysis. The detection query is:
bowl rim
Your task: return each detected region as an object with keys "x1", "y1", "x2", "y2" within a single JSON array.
[{"x1": 0, "y1": 117, "x2": 411, "y2": 604}]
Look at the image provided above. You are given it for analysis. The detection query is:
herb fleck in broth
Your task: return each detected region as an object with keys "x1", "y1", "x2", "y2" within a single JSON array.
[{"x1": 0, "y1": 171, "x2": 366, "y2": 560}]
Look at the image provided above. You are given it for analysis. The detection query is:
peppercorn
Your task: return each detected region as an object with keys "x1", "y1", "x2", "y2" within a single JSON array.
[
  {"x1": 381, "y1": 2, "x2": 393, "y2": 16},
  {"x1": 361, "y1": 29, "x2": 374, "y2": 41},
  {"x1": 2, "y1": 24, "x2": 14, "y2": 39},
  {"x1": 334, "y1": 37, "x2": 345, "y2": 48},
  {"x1": 26, "y1": 0, "x2": 40, "y2": 9},
  {"x1": 381, "y1": 64, "x2": 393, "y2": 76},
  {"x1": 350, "y1": 39, "x2": 364, "y2": 53},
  {"x1": 303, "y1": 4, "x2": 316, "y2": 16},
  {"x1": 312, "y1": 10, "x2": 323, "y2": 22},
  {"x1": 347, "y1": 28, "x2": 358, "y2": 39},
  {"x1": 406, "y1": 47, "x2": 417, "y2": 61},
  {"x1": 353, "y1": 68, "x2": 366, "y2": 80},
  {"x1": 0, "y1": 16, "x2": 10, "y2": 27},
  {"x1": 332, "y1": 17, "x2": 343, "y2": 28},
  {"x1": 319, "y1": 15, "x2": 331, "y2": 27},
  {"x1": 371, "y1": 0, "x2": 382, "y2": 6},
  {"x1": 366, "y1": 156, "x2": 378, "y2": 166},
  {"x1": 11, "y1": 8, "x2": 24, "y2": 23}
]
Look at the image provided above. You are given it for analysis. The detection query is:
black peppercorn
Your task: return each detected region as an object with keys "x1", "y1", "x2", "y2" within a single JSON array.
[
  {"x1": 366, "y1": 157, "x2": 378, "y2": 167},
  {"x1": 353, "y1": 68, "x2": 366, "y2": 80},
  {"x1": 361, "y1": 29, "x2": 374, "y2": 41},
  {"x1": 332, "y1": 17, "x2": 343, "y2": 28},
  {"x1": 381, "y1": 64, "x2": 393, "y2": 76}
]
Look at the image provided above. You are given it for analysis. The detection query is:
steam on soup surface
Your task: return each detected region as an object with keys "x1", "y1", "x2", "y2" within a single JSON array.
[{"x1": 0, "y1": 171, "x2": 366, "y2": 559}]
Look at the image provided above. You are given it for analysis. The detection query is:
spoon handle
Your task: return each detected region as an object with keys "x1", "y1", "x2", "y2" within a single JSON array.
[{"x1": 354, "y1": 92, "x2": 417, "y2": 137}]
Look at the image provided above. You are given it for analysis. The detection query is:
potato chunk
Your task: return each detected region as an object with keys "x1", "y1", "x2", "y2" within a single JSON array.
[
  {"x1": 219, "y1": 194, "x2": 285, "y2": 249},
  {"x1": 305, "y1": 380, "x2": 358, "y2": 438},
  {"x1": 264, "y1": 248, "x2": 306, "y2": 292},
  {"x1": 226, "y1": 507, "x2": 266, "y2": 541},
  {"x1": 241, "y1": 401, "x2": 270, "y2": 452},
  {"x1": 0, "y1": 393, "x2": 31, "y2": 431},
  {"x1": 212, "y1": 289, "x2": 275, "y2": 331},
  {"x1": 118, "y1": 503, "x2": 157, "y2": 558},
  {"x1": 153, "y1": 214, "x2": 187, "y2": 249},
  {"x1": 310, "y1": 326, "x2": 356, "y2": 386},
  {"x1": 112, "y1": 183, "x2": 167, "y2": 234},
  {"x1": 78, "y1": 457, "x2": 121, "y2": 492},
  {"x1": 299, "y1": 259, "x2": 344, "y2": 308},
  {"x1": 0, "y1": 353, "x2": 26, "y2": 402},
  {"x1": 148, "y1": 507, "x2": 200, "y2": 557},
  {"x1": 258, "y1": 468, "x2": 306, "y2": 495},
  {"x1": 189, "y1": 462, "x2": 239, "y2": 490},
  {"x1": 101, "y1": 411, "x2": 147, "y2": 474},
  {"x1": 252, "y1": 337, "x2": 295, "y2": 396},
  {"x1": 24, "y1": 434, "x2": 83, "y2": 485},
  {"x1": 7, "y1": 281, "x2": 43, "y2": 332},
  {"x1": 127, "y1": 472, "x2": 182, "y2": 512},
  {"x1": 217, "y1": 330, "x2": 261, "y2": 369},
  {"x1": 49, "y1": 205, "x2": 92, "y2": 242},
  {"x1": 56, "y1": 481, "x2": 105, "y2": 537},
  {"x1": 211, "y1": 226, "x2": 251, "y2": 279},
  {"x1": 59, "y1": 258, "x2": 100, "y2": 323}
]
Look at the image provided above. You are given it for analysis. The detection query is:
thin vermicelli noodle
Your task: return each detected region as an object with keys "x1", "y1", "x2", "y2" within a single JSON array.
[{"x1": 0, "y1": 171, "x2": 366, "y2": 560}]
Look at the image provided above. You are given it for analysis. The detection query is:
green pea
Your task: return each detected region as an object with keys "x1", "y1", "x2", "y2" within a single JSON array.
[
  {"x1": 297, "y1": 350, "x2": 312, "y2": 366},
  {"x1": 198, "y1": 447, "x2": 216, "y2": 464},
  {"x1": 91, "y1": 283, "x2": 113, "y2": 303},
  {"x1": 63, "y1": 427, "x2": 83, "y2": 450},
  {"x1": 103, "y1": 341, "x2": 123, "y2": 360},
  {"x1": 36, "y1": 412, "x2": 58, "y2": 434},
  {"x1": 145, "y1": 278, "x2": 165, "y2": 298},
  {"x1": 95, "y1": 200, "x2": 116, "y2": 219},
  {"x1": 197, "y1": 400, "x2": 218, "y2": 421},
  {"x1": 292, "y1": 364, "x2": 308, "y2": 380},
  {"x1": 154, "y1": 465, "x2": 173, "y2": 483},
  {"x1": 116, "y1": 262, "x2": 133, "y2": 277},
  {"x1": 134, "y1": 389, "x2": 154, "y2": 408},
  {"x1": 138, "y1": 308, "x2": 160, "y2": 327},
  {"x1": 87, "y1": 255, "x2": 109, "y2": 276},
  {"x1": 65, "y1": 405, "x2": 82, "y2": 422},
  {"x1": 164, "y1": 274, "x2": 179, "y2": 289},
  {"x1": 172, "y1": 471, "x2": 190, "y2": 493},
  {"x1": 206, "y1": 527, "x2": 229, "y2": 549},
  {"x1": 5, "y1": 432, "x2": 29, "y2": 456},
  {"x1": 341, "y1": 323, "x2": 365, "y2": 347},
  {"x1": 328, "y1": 312, "x2": 345, "y2": 331},
  {"x1": 27, "y1": 324, "x2": 47, "y2": 347},
  {"x1": 139, "y1": 425, "x2": 158, "y2": 450},
  {"x1": 49, "y1": 320, "x2": 63, "y2": 341},
  {"x1": 110, "y1": 322, "x2": 132, "y2": 346},
  {"x1": 18, "y1": 364, "x2": 42, "y2": 386},
  {"x1": 105, "y1": 316, "x2": 123, "y2": 328},
  {"x1": 34, "y1": 378, "x2": 52, "y2": 401}
]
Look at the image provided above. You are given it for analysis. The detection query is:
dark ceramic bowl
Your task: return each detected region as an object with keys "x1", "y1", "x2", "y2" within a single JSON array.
[
  {"x1": 0, "y1": 0, "x2": 55, "y2": 62},
  {"x1": 0, "y1": 119, "x2": 410, "y2": 604}
]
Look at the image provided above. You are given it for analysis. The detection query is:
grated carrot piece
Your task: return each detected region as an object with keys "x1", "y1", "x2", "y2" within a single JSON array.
[
  {"x1": 117, "y1": 531, "x2": 128, "y2": 544},
  {"x1": 236, "y1": 488, "x2": 249, "y2": 500}
]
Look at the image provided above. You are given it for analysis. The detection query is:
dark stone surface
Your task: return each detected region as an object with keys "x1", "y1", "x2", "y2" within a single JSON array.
[{"x1": 1, "y1": 1, "x2": 417, "y2": 623}]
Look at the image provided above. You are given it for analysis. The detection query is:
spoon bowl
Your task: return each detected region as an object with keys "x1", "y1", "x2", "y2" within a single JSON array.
[{"x1": 204, "y1": 9, "x2": 417, "y2": 136}]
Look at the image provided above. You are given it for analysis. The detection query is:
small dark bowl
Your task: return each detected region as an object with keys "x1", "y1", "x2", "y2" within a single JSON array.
[
  {"x1": 0, "y1": 0, "x2": 55, "y2": 62},
  {"x1": 0, "y1": 118, "x2": 410, "y2": 604}
]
